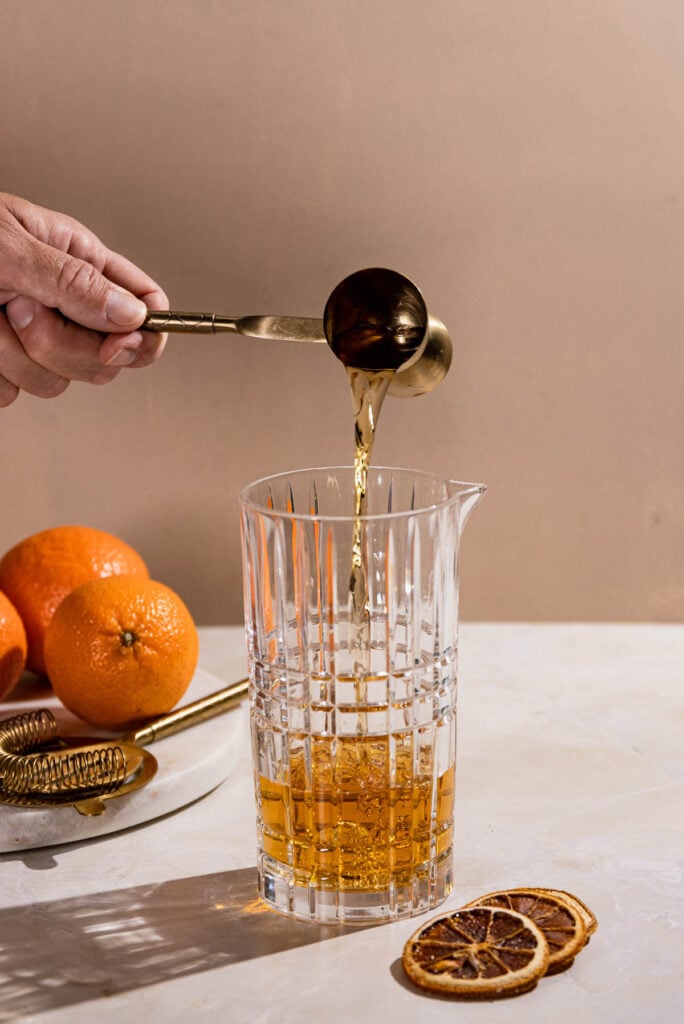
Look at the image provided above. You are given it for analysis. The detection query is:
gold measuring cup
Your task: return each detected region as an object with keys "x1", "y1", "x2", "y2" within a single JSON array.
[
  {"x1": 0, "y1": 677, "x2": 249, "y2": 816},
  {"x1": 143, "y1": 277, "x2": 453, "y2": 399}
]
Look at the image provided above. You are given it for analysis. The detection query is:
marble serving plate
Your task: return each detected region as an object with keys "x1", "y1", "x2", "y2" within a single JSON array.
[{"x1": 0, "y1": 666, "x2": 248, "y2": 853}]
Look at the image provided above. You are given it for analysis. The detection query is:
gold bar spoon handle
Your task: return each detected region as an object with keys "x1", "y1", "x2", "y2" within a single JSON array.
[
  {"x1": 143, "y1": 311, "x2": 240, "y2": 334},
  {"x1": 126, "y1": 677, "x2": 249, "y2": 746},
  {"x1": 142, "y1": 310, "x2": 326, "y2": 344}
]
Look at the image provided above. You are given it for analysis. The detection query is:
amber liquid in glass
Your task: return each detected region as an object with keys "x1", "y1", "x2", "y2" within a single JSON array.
[{"x1": 258, "y1": 726, "x2": 454, "y2": 892}]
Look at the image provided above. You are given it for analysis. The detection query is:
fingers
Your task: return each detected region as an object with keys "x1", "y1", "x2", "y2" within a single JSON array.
[
  {"x1": 1, "y1": 195, "x2": 167, "y2": 337},
  {"x1": 0, "y1": 193, "x2": 169, "y2": 401},
  {"x1": 94, "y1": 254, "x2": 169, "y2": 368},
  {"x1": 4, "y1": 300, "x2": 121, "y2": 386},
  {"x1": 0, "y1": 373, "x2": 19, "y2": 408},
  {"x1": 97, "y1": 327, "x2": 166, "y2": 368},
  {"x1": 5, "y1": 236, "x2": 148, "y2": 334},
  {"x1": 1, "y1": 296, "x2": 167, "y2": 399},
  {"x1": 0, "y1": 308, "x2": 71, "y2": 406},
  {"x1": 97, "y1": 248, "x2": 168, "y2": 313}
]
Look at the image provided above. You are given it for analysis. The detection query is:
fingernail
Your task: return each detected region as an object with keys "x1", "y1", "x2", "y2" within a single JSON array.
[
  {"x1": 105, "y1": 348, "x2": 138, "y2": 366},
  {"x1": 106, "y1": 290, "x2": 147, "y2": 327},
  {"x1": 6, "y1": 297, "x2": 35, "y2": 329}
]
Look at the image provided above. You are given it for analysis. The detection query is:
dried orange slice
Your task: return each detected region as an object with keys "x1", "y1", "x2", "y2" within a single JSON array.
[
  {"x1": 464, "y1": 888, "x2": 587, "y2": 974},
  {"x1": 541, "y1": 888, "x2": 597, "y2": 940},
  {"x1": 402, "y1": 905, "x2": 550, "y2": 999}
]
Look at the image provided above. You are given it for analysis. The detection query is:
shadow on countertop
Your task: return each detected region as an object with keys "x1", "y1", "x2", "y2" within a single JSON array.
[{"x1": 0, "y1": 867, "x2": 362, "y2": 1021}]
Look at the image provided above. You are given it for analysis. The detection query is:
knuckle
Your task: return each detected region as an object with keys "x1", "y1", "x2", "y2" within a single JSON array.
[
  {"x1": 71, "y1": 227, "x2": 97, "y2": 262},
  {"x1": 55, "y1": 254, "x2": 104, "y2": 303}
]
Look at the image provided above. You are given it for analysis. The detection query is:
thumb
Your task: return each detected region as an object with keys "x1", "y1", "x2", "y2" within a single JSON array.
[{"x1": 17, "y1": 238, "x2": 147, "y2": 332}]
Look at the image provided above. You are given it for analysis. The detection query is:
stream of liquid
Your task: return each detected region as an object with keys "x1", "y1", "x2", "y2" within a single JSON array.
[{"x1": 346, "y1": 365, "x2": 394, "y2": 678}]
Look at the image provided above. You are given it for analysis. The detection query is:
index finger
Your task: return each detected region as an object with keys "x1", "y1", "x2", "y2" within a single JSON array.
[
  {"x1": 99, "y1": 248, "x2": 169, "y2": 310},
  {"x1": 95, "y1": 249, "x2": 169, "y2": 366}
]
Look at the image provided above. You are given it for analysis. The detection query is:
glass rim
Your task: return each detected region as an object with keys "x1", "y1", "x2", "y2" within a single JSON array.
[{"x1": 239, "y1": 465, "x2": 486, "y2": 523}]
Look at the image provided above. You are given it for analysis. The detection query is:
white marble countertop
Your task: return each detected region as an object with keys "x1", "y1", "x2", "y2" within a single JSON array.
[{"x1": 1, "y1": 623, "x2": 681, "y2": 1023}]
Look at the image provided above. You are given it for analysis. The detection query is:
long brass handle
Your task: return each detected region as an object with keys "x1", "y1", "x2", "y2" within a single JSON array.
[
  {"x1": 142, "y1": 309, "x2": 326, "y2": 344},
  {"x1": 127, "y1": 677, "x2": 249, "y2": 745},
  {"x1": 143, "y1": 311, "x2": 239, "y2": 334}
]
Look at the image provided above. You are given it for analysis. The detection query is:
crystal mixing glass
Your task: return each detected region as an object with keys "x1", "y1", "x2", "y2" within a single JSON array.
[{"x1": 240, "y1": 466, "x2": 485, "y2": 923}]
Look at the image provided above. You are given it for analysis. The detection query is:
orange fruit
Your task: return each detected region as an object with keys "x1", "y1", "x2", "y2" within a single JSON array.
[
  {"x1": 0, "y1": 590, "x2": 27, "y2": 699},
  {"x1": 0, "y1": 526, "x2": 149, "y2": 675},
  {"x1": 402, "y1": 905, "x2": 550, "y2": 999},
  {"x1": 43, "y1": 576, "x2": 199, "y2": 731}
]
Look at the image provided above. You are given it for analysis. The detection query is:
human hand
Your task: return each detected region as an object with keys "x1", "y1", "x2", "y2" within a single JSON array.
[{"x1": 0, "y1": 192, "x2": 168, "y2": 406}]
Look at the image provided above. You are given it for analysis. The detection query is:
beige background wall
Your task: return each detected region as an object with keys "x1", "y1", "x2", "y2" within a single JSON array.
[{"x1": 1, "y1": 0, "x2": 682, "y2": 625}]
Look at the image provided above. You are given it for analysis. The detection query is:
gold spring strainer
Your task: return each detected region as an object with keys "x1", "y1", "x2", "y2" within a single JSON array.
[{"x1": 0, "y1": 677, "x2": 249, "y2": 816}]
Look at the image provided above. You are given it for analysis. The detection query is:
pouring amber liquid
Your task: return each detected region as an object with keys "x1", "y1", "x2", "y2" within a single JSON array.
[{"x1": 241, "y1": 270, "x2": 484, "y2": 922}]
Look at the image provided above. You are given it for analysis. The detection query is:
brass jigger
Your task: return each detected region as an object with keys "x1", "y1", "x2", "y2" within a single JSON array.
[
  {"x1": 143, "y1": 275, "x2": 452, "y2": 398},
  {"x1": 322, "y1": 267, "x2": 453, "y2": 397}
]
